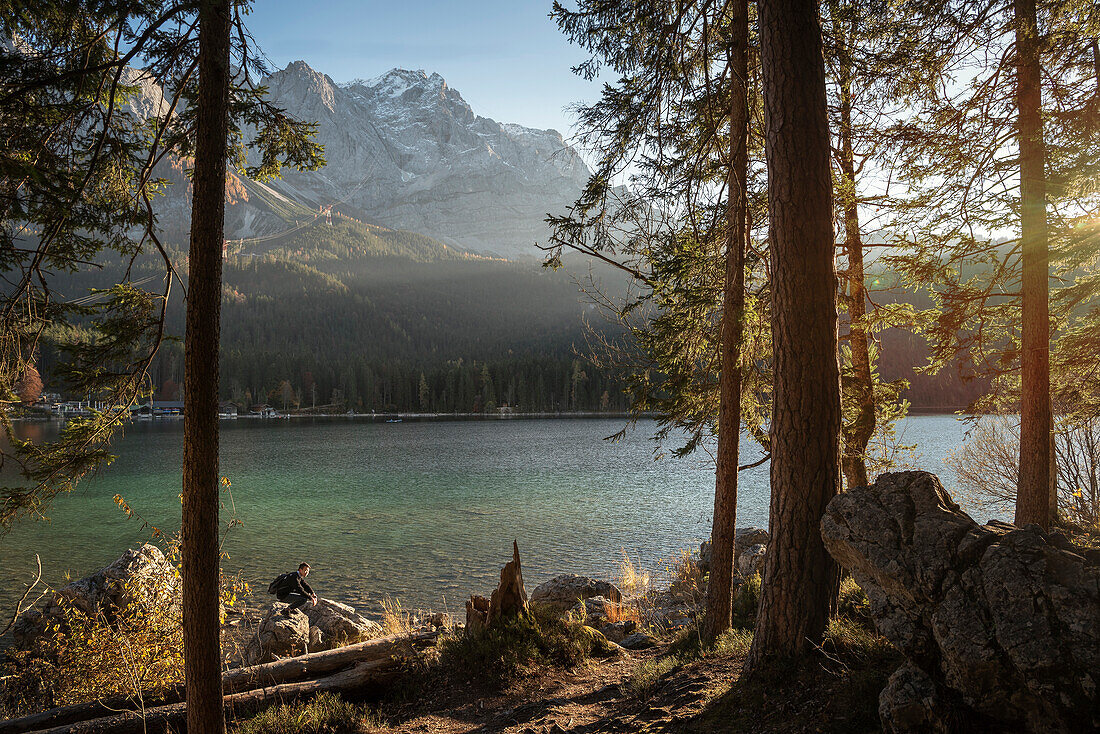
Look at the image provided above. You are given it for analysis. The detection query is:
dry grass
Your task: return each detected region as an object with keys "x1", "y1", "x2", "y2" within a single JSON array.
[
  {"x1": 380, "y1": 597, "x2": 413, "y2": 637},
  {"x1": 616, "y1": 549, "x2": 651, "y2": 598},
  {"x1": 230, "y1": 692, "x2": 384, "y2": 733},
  {"x1": 665, "y1": 549, "x2": 705, "y2": 606},
  {"x1": 604, "y1": 600, "x2": 642, "y2": 625}
]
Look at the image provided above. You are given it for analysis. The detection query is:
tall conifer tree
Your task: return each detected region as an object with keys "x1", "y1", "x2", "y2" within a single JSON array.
[
  {"x1": 747, "y1": 0, "x2": 841, "y2": 670},
  {"x1": 182, "y1": 1, "x2": 230, "y2": 729}
]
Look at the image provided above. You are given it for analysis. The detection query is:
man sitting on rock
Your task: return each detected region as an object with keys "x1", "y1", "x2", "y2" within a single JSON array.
[{"x1": 270, "y1": 562, "x2": 318, "y2": 617}]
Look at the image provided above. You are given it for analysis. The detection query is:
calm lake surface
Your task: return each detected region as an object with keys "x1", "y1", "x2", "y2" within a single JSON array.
[{"x1": 0, "y1": 416, "x2": 991, "y2": 618}]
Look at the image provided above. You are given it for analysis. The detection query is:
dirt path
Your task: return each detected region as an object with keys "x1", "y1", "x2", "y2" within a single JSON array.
[{"x1": 367, "y1": 645, "x2": 746, "y2": 734}]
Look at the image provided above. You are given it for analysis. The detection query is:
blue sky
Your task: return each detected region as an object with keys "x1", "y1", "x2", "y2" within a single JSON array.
[{"x1": 245, "y1": 0, "x2": 602, "y2": 137}]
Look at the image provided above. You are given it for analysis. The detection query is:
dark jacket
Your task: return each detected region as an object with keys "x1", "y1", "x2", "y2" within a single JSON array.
[{"x1": 271, "y1": 570, "x2": 314, "y2": 598}]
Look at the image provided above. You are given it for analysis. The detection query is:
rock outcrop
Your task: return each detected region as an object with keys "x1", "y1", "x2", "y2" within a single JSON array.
[
  {"x1": 14, "y1": 544, "x2": 178, "y2": 647},
  {"x1": 736, "y1": 544, "x2": 767, "y2": 578},
  {"x1": 305, "y1": 598, "x2": 383, "y2": 650},
  {"x1": 821, "y1": 471, "x2": 1100, "y2": 734},
  {"x1": 530, "y1": 574, "x2": 622, "y2": 610},
  {"x1": 242, "y1": 603, "x2": 311, "y2": 665}
]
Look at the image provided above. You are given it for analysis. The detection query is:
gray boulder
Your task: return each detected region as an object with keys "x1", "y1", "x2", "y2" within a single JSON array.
[
  {"x1": 304, "y1": 597, "x2": 382, "y2": 650},
  {"x1": 242, "y1": 603, "x2": 310, "y2": 665},
  {"x1": 600, "y1": 620, "x2": 637, "y2": 643},
  {"x1": 821, "y1": 470, "x2": 1100, "y2": 734},
  {"x1": 620, "y1": 632, "x2": 657, "y2": 650},
  {"x1": 736, "y1": 544, "x2": 767, "y2": 578},
  {"x1": 530, "y1": 574, "x2": 622, "y2": 610},
  {"x1": 699, "y1": 528, "x2": 770, "y2": 572},
  {"x1": 14, "y1": 543, "x2": 178, "y2": 648},
  {"x1": 878, "y1": 662, "x2": 955, "y2": 734}
]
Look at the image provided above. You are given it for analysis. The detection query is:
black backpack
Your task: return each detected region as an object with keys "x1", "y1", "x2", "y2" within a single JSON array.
[{"x1": 267, "y1": 571, "x2": 296, "y2": 596}]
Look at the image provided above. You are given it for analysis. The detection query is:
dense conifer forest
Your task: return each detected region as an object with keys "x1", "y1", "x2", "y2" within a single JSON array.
[{"x1": 31, "y1": 214, "x2": 984, "y2": 415}]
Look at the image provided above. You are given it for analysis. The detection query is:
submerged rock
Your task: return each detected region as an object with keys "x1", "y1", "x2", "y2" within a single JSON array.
[
  {"x1": 821, "y1": 470, "x2": 1100, "y2": 734},
  {"x1": 530, "y1": 574, "x2": 622, "y2": 610}
]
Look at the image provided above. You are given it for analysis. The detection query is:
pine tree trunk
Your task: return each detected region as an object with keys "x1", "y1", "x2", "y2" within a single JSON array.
[
  {"x1": 836, "y1": 41, "x2": 874, "y2": 492},
  {"x1": 1013, "y1": 0, "x2": 1051, "y2": 530},
  {"x1": 747, "y1": 0, "x2": 841, "y2": 672},
  {"x1": 703, "y1": 0, "x2": 750, "y2": 645},
  {"x1": 183, "y1": 1, "x2": 231, "y2": 732}
]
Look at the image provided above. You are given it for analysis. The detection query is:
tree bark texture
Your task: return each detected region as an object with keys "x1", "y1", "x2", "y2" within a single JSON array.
[
  {"x1": 1013, "y1": 0, "x2": 1051, "y2": 530},
  {"x1": 703, "y1": 0, "x2": 750, "y2": 645},
  {"x1": 182, "y1": 1, "x2": 231, "y2": 732},
  {"x1": 836, "y1": 39, "x2": 874, "y2": 492},
  {"x1": 748, "y1": 0, "x2": 842, "y2": 670}
]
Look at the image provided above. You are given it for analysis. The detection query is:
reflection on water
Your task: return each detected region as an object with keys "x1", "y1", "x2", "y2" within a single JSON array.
[{"x1": 0, "y1": 416, "x2": 983, "y2": 618}]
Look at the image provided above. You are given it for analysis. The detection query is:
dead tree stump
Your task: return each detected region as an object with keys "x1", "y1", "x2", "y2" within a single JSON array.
[
  {"x1": 466, "y1": 540, "x2": 529, "y2": 635},
  {"x1": 465, "y1": 595, "x2": 490, "y2": 636}
]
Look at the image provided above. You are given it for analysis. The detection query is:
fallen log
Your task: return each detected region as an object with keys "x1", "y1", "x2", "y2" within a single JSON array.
[
  {"x1": 38, "y1": 659, "x2": 396, "y2": 734},
  {"x1": 223, "y1": 629, "x2": 438, "y2": 693},
  {"x1": 0, "y1": 630, "x2": 439, "y2": 734}
]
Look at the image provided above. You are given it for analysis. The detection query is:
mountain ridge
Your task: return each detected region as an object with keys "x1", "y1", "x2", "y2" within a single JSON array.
[{"x1": 153, "y1": 60, "x2": 590, "y2": 259}]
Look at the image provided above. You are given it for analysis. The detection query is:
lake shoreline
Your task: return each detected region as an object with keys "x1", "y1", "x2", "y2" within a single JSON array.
[{"x1": 0, "y1": 416, "x2": 980, "y2": 619}]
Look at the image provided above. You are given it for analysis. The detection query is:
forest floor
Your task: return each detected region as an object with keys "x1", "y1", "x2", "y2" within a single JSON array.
[
  {"x1": 363, "y1": 642, "x2": 892, "y2": 734},
  {"x1": 231, "y1": 627, "x2": 896, "y2": 734}
]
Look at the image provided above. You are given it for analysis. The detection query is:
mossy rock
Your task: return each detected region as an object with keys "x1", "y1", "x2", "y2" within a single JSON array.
[{"x1": 579, "y1": 625, "x2": 624, "y2": 658}]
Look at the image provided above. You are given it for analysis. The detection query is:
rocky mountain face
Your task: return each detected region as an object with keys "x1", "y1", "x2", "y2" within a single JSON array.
[{"x1": 181, "y1": 61, "x2": 590, "y2": 259}]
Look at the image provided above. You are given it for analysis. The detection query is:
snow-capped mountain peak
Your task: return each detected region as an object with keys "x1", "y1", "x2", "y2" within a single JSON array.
[{"x1": 212, "y1": 61, "x2": 592, "y2": 258}]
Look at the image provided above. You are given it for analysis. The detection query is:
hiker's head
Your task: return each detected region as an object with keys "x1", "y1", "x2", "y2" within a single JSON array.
[{"x1": 298, "y1": 562, "x2": 310, "y2": 577}]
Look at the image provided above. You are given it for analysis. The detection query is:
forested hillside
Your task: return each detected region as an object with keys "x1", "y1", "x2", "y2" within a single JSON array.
[
  {"x1": 33, "y1": 210, "x2": 985, "y2": 415},
  {"x1": 35, "y1": 216, "x2": 632, "y2": 413}
]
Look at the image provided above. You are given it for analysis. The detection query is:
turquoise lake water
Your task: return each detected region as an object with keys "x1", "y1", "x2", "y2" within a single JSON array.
[{"x1": 0, "y1": 415, "x2": 989, "y2": 619}]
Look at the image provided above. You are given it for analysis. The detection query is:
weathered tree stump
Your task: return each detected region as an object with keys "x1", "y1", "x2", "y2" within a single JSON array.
[
  {"x1": 464, "y1": 595, "x2": 490, "y2": 636},
  {"x1": 466, "y1": 540, "x2": 529, "y2": 635}
]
